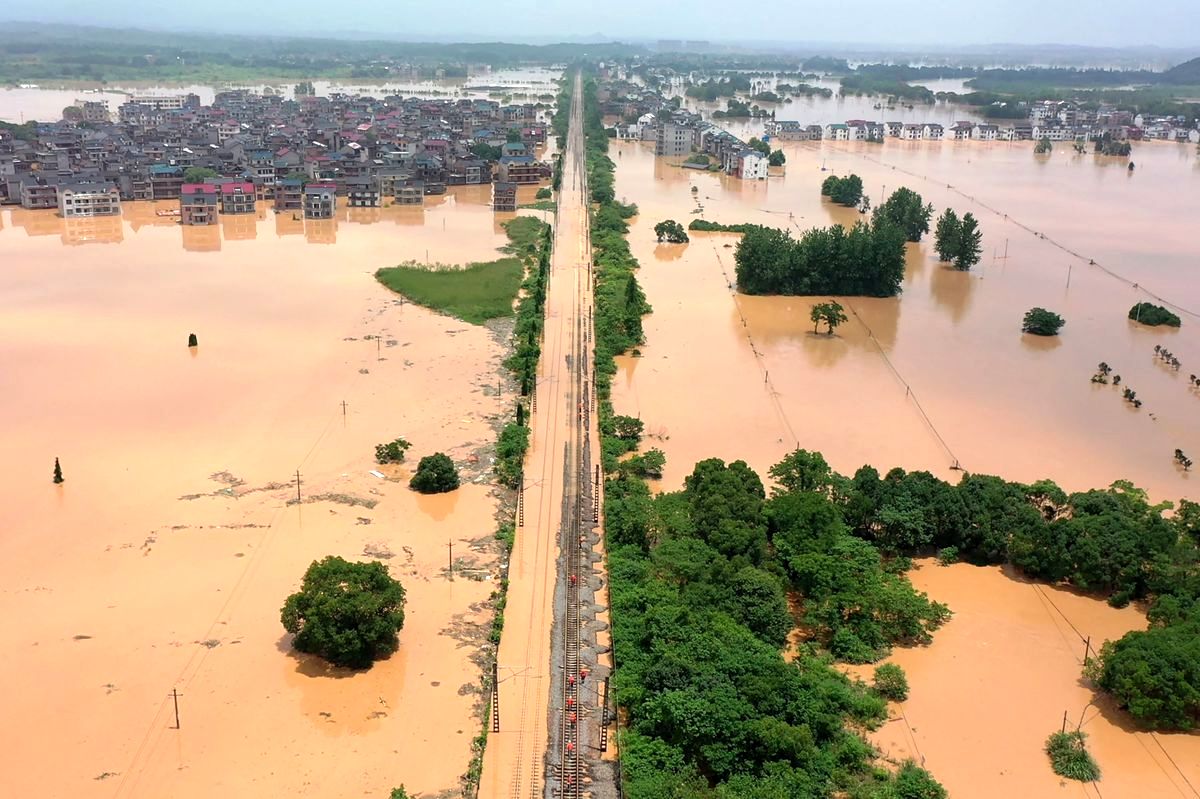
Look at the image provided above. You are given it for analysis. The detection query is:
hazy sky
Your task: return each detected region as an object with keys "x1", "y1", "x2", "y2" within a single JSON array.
[{"x1": 12, "y1": 0, "x2": 1200, "y2": 48}]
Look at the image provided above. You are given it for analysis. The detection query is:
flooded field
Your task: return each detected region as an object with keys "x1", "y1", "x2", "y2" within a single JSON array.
[
  {"x1": 609, "y1": 137, "x2": 1200, "y2": 503},
  {"x1": 865, "y1": 561, "x2": 1200, "y2": 799},
  {"x1": 0, "y1": 187, "x2": 546, "y2": 796},
  {"x1": 607, "y1": 132, "x2": 1199, "y2": 794}
]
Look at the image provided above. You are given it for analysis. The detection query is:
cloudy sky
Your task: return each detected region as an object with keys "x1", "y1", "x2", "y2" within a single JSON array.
[{"x1": 10, "y1": 0, "x2": 1200, "y2": 48}]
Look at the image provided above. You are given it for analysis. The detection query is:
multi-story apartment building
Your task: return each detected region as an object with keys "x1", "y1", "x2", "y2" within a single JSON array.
[
  {"x1": 180, "y1": 183, "x2": 219, "y2": 225},
  {"x1": 58, "y1": 182, "x2": 121, "y2": 217},
  {"x1": 302, "y1": 183, "x2": 336, "y2": 219},
  {"x1": 656, "y1": 122, "x2": 694, "y2": 156}
]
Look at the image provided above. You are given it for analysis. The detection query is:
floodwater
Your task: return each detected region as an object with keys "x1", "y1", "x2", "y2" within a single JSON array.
[
  {"x1": 0, "y1": 187, "x2": 546, "y2": 796},
  {"x1": 607, "y1": 132, "x2": 1200, "y2": 793},
  {"x1": 663, "y1": 75, "x2": 986, "y2": 130},
  {"x1": 863, "y1": 561, "x2": 1200, "y2": 799},
  {"x1": 610, "y1": 137, "x2": 1200, "y2": 504},
  {"x1": 0, "y1": 66, "x2": 561, "y2": 123}
]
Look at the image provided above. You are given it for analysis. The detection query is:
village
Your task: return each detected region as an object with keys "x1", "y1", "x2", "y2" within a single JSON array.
[
  {"x1": 0, "y1": 89, "x2": 554, "y2": 221},
  {"x1": 602, "y1": 73, "x2": 1200, "y2": 177}
]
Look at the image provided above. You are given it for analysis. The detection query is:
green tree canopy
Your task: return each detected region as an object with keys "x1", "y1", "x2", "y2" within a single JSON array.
[
  {"x1": 183, "y1": 166, "x2": 219, "y2": 183},
  {"x1": 410, "y1": 452, "x2": 460, "y2": 493},
  {"x1": 810, "y1": 301, "x2": 848, "y2": 335},
  {"x1": 821, "y1": 173, "x2": 865, "y2": 206},
  {"x1": 654, "y1": 219, "x2": 689, "y2": 243},
  {"x1": 1022, "y1": 307, "x2": 1065, "y2": 336},
  {"x1": 768, "y1": 149, "x2": 786, "y2": 166},
  {"x1": 872, "y1": 187, "x2": 933, "y2": 242},
  {"x1": 280, "y1": 556, "x2": 407, "y2": 669}
]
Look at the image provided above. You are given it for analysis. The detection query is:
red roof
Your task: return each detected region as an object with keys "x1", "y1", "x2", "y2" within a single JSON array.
[{"x1": 181, "y1": 183, "x2": 218, "y2": 195}]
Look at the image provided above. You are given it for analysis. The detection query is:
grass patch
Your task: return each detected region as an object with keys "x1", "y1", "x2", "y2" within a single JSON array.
[
  {"x1": 1046, "y1": 731, "x2": 1101, "y2": 782},
  {"x1": 519, "y1": 200, "x2": 557, "y2": 211},
  {"x1": 374, "y1": 257, "x2": 523, "y2": 325}
]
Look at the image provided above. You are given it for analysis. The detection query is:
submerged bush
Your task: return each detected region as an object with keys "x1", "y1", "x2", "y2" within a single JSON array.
[
  {"x1": 1129, "y1": 302, "x2": 1181, "y2": 328},
  {"x1": 1045, "y1": 731, "x2": 1101, "y2": 781}
]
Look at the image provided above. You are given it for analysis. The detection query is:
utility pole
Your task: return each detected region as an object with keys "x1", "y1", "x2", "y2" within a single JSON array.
[
  {"x1": 1066, "y1": 263, "x2": 1073, "y2": 290},
  {"x1": 295, "y1": 469, "x2": 301, "y2": 503},
  {"x1": 448, "y1": 539, "x2": 454, "y2": 577},
  {"x1": 341, "y1": 400, "x2": 348, "y2": 419},
  {"x1": 171, "y1": 688, "x2": 181, "y2": 729}
]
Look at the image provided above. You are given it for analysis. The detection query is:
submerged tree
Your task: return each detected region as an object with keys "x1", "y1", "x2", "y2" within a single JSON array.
[
  {"x1": 1023, "y1": 307, "x2": 1065, "y2": 336},
  {"x1": 810, "y1": 301, "x2": 848, "y2": 335},
  {"x1": 653, "y1": 219, "x2": 689, "y2": 243},
  {"x1": 187, "y1": 332, "x2": 198, "y2": 347},
  {"x1": 872, "y1": 187, "x2": 933, "y2": 242},
  {"x1": 53, "y1": 457, "x2": 63, "y2": 485},
  {"x1": 410, "y1": 453, "x2": 460, "y2": 494},
  {"x1": 1034, "y1": 137, "x2": 1053, "y2": 155},
  {"x1": 933, "y1": 208, "x2": 960, "y2": 262},
  {"x1": 280, "y1": 556, "x2": 406, "y2": 669},
  {"x1": 953, "y1": 213, "x2": 983, "y2": 271}
]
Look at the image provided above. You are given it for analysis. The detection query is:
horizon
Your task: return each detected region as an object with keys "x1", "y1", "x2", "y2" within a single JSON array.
[{"x1": 4, "y1": 2, "x2": 1200, "y2": 51}]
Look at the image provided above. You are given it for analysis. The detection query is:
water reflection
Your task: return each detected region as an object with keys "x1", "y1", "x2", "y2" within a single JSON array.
[
  {"x1": 0, "y1": 182, "x2": 553, "y2": 252},
  {"x1": 929, "y1": 264, "x2": 977, "y2": 322}
]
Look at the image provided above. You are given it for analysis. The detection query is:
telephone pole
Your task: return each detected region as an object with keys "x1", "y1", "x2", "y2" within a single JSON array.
[
  {"x1": 295, "y1": 469, "x2": 302, "y2": 503},
  {"x1": 171, "y1": 688, "x2": 182, "y2": 729}
]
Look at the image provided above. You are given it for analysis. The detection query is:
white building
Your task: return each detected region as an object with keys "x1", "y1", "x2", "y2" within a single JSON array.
[
  {"x1": 972, "y1": 124, "x2": 1000, "y2": 141},
  {"x1": 923, "y1": 123, "x2": 945, "y2": 140},
  {"x1": 58, "y1": 182, "x2": 120, "y2": 218},
  {"x1": 901, "y1": 124, "x2": 924, "y2": 140},
  {"x1": 825, "y1": 123, "x2": 850, "y2": 141},
  {"x1": 738, "y1": 150, "x2": 769, "y2": 180}
]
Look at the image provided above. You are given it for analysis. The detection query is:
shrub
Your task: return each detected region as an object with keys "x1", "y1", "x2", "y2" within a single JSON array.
[
  {"x1": 410, "y1": 453, "x2": 460, "y2": 493},
  {"x1": 187, "y1": 332, "x2": 198, "y2": 347},
  {"x1": 873, "y1": 663, "x2": 910, "y2": 701},
  {"x1": 1129, "y1": 303, "x2": 1181, "y2": 327},
  {"x1": 280, "y1": 556, "x2": 406, "y2": 669},
  {"x1": 1045, "y1": 731, "x2": 1100, "y2": 781},
  {"x1": 375, "y1": 437, "x2": 412, "y2": 464},
  {"x1": 535, "y1": 187, "x2": 552, "y2": 199},
  {"x1": 937, "y1": 546, "x2": 959, "y2": 565},
  {"x1": 1023, "y1": 307, "x2": 1065, "y2": 336}
]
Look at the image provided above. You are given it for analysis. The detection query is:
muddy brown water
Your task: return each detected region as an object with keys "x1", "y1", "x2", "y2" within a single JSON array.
[
  {"x1": 608, "y1": 137, "x2": 1200, "y2": 795},
  {"x1": 855, "y1": 560, "x2": 1200, "y2": 799},
  {"x1": 0, "y1": 186, "x2": 546, "y2": 797}
]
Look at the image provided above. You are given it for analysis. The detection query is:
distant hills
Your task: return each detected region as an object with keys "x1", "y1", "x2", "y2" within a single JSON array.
[{"x1": 1162, "y1": 56, "x2": 1200, "y2": 84}]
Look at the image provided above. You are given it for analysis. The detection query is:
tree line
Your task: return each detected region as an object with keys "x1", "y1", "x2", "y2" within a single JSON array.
[
  {"x1": 735, "y1": 219, "x2": 907, "y2": 297},
  {"x1": 586, "y1": 73, "x2": 947, "y2": 798}
]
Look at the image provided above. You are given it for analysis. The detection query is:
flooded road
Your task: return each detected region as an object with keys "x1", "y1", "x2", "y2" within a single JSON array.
[
  {"x1": 0, "y1": 190, "x2": 543, "y2": 796},
  {"x1": 610, "y1": 137, "x2": 1200, "y2": 503}
]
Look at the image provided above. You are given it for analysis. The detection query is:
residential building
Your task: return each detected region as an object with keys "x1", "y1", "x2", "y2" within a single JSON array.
[
  {"x1": 345, "y1": 176, "x2": 380, "y2": 207},
  {"x1": 275, "y1": 178, "x2": 305, "y2": 211},
  {"x1": 492, "y1": 181, "x2": 517, "y2": 212},
  {"x1": 217, "y1": 181, "x2": 256, "y2": 214},
  {"x1": 180, "y1": 183, "x2": 219, "y2": 225},
  {"x1": 497, "y1": 155, "x2": 541, "y2": 184},
  {"x1": 58, "y1": 182, "x2": 120, "y2": 217},
  {"x1": 972, "y1": 124, "x2": 1000, "y2": 141},
  {"x1": 396, "y1": 180, "x2": 425, "y2": 205},
  {"x1": 656, "y1": 121, "x2": 693, "y2": 156},
  {"x1": 923, "y1": 124, "x2": 945, "y2": 140},
  {"x1": 736, "y1": 150, "x2": 769, "y2": 180},
  {"x1": 18, "y1": 176, "x2": 60, "y2": 209},
  {"x1": 303, "y1": 183, "x2": 336, "y2": 219}
]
